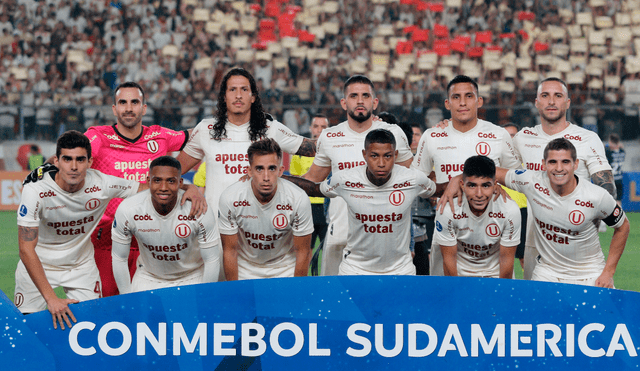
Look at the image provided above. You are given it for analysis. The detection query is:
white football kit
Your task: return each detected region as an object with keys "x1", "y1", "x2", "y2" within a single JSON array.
[
  {"x1": 218, "y1": 179, "x2": 314, "y2": 280},
  {"x1": 513, "y1": 123, "x2": 612, "y2": 280},
  {"x1": 411, "y1": 119, "x2": 521, "y2": 275},
  {"x1": 112, "y1": 190, "x2": 221, "y2": 292},
  {"x1": 505, "y1": 169, "x2": 625, "y2": 284},
  {"x1": 182, "y1": 118, "x2": 303, "y2": 221},
  {"x1": 313, "y1": 120, "x2": 413, "y2": 275},
  {"x1": 15, "y1": 170, "x2": 139, "y2": 312},
  {"x1": 319, "y1": 165, "x2": 436, "y2": 275},
  {"x1": 433, "y1": 197, "x2": 521, "y2": 277}
]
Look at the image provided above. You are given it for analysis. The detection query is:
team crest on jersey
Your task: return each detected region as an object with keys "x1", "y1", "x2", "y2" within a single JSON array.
[
  {"x1": 19, "y1": 205, "x2": 27, "y2": 217},
  {"x1": 175, "y1": 223, "x2": 192, "y2": 238},
  {"x1": 515, "y1": 169, "x2": 526, "y2": 175},
  {"x1": 485, "y1": 223, "x2": 500, "y2": 237},
  {"x1": 435, "y1": 221, "x2": 443, "y2": 232},
  {"x1": 273, "y1": 213, "x2": 289, "y2": 229},
  {"x1": 85, "y1": 198, "x2": 100, "y2": 211},
  {"x1": 147, "y1": 140, "x2": 159, "y2": 153},
  {"x1": 389, "y1": 190, "x2": 405, "y2": 206},
  {"x1": 14, "y1": 293, "x2": 23, "y2": 308},
  {"x1": 475, "y1": 142, "x2": 491, "y2": 156},
  {"x1": 568, "y1": 210, "x2": 585, "y2": 225}
]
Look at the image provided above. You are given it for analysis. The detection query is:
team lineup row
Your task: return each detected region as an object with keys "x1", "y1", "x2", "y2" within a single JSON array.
[{"x1": 15, "y1": 69, "x2": 629, "y2": 331}]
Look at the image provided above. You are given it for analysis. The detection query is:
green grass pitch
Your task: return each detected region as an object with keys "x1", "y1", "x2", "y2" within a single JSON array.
[{"x1": 1, "y1": 211, "x2": 639, "y2": 302}]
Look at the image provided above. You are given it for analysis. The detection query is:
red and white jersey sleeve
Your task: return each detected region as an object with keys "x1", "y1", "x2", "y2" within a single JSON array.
[
  {"x1": 112, "y1": 190, "x2": 220, "y2": 280},
  {"x1": 433, "y1": 197, "x2": 521, "y2": 277},
  {"x1": 412, "y1": 119, "x2": 521, "y2": 183},
  {"x1": 319, "y1": 165, "x2": 436, "y2": 274},
  {"x1": 17, "y1": 170, "x2": 139, "y2": 268},
  {"x1": 314, "y1": 120, "x2": 413, "y2": 172},
  {"x1": 182, "y1": 118, "x2": 304, "y2": 220},
  {"x1": 505, "y1": 169, "x2": 622, "y2": 279},
  {"x1": 85, "y1": 124, "x2": 187, "y2": 228},
  {"x1": 218, "y1": 178, "x2": 313, "y2": 269},
  {"x1": 513, "y1": 123, "x2": 611, "y2": 179}
]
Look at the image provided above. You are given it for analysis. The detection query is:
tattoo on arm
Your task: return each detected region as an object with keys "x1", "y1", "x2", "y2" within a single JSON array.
[
  {"x1": 282, "y1": 175, "x2": 323, "y2": 197},
  {"x1": 295, "y1": 138, "x2": 316, "y2": 157},
  {"x1": 591, "y1": 170, "x2": 616, "y2": 198},
  {"x1": 19, "y1": 226, "x2": 38, "y2": 242}
]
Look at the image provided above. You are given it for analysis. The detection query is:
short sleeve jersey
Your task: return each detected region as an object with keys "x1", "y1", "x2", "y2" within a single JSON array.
[
  {"x1": 182, "y1": 118, "x2": 304, "y2": 219},
  {"x1": 17, "y1": 170, "x2": 139, "y2": 268},
  {"x1": 218, "y1": 179, "x2": 314, "y2": 268},
  {"x1": 433, "y1": 197, "x2": 521, "y2": 277},
  {"x1": 85, "y1": 124, "x2": 187, "y2": 229},
  {"x1": 112, "y1": 190, "x2": 220, "y2": 279},
  {"x1": 505, "y1": 169, "x2": 625, "y2": 278},
  {"x1": 513, "y1": 124, "x2": 611, "y2": 179},
  {"x1": 319, "y1": 165, "x2": 436, "y2": 274},
  {"x1": 412, "y1": 119, "x2": 521, "y2": 183}
]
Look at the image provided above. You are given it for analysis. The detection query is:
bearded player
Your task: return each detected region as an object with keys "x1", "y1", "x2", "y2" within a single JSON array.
[
  {"x1": 301, "y1": 75, "x2": 413, "y2": 276},
  {"x1": 218, "y1": 139, "x2": 314, "y2": 280},
  {"x1": 111, "y1": 156, "x2": 221, "y2": 293},
  {"x1": 434, "y1": 155, "x2": 521, "y2": 278}
]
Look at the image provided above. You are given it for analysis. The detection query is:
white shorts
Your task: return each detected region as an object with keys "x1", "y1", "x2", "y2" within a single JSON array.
[
  {"x1": 339, "y1": 259, "x2": 416, "y2": 276},
  {"x1": 322, "y1": 199, "x2": 349, "y2": 276},
  {"x1": 131, "y1": 266, "x2": 204, "y2": 293},
  {"x1": 14, "y1": 259, "x2": 101, "y2": 313},
  {"x1": 531, "y1": 263, "x2": 601, "y2": 287},
  {"x1": 237, "y1": 256, "x2": 295, "y2": 280},
  {"x1": 430, "y1": 241, "x2": 444, "y2": 276}
]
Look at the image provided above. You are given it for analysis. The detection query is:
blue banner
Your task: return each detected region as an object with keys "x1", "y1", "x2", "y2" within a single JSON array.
[
  {"x1": 1, "y1": 277, "x2": 638, "y2": 370},
  {"x1": 623, "y1": 172, "x2": 640, "y2": 212}
]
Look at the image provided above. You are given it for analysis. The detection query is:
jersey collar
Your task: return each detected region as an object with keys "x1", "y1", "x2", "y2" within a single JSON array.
[{"x1": 112, "y1": 123, "x2": 144, "y2": 143}]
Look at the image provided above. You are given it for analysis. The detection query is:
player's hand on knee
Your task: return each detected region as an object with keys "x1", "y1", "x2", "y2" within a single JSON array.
[
  {"x1": 182, "y1": 185, "x2": 208, "y2": 217},
  {"x1": 595, "y1": 273, "x2": 614, "y2": 288},
  {"x1": 23, "y1": 163, "x2": 58, "y2": 185},
  {"x1": 494, "y1": 185, "x2": 511, "y2": 202},
  {"x1": 434, "y1": 119, "x2": 451, "y2": 129},
  {"x1": 47, "y1": 297, "x2": 79, "y2": 330}
]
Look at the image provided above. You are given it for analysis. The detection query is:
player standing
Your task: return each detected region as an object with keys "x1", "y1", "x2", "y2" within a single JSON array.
[
  {"x1": 218, "y1": 139, "x2": 313, "y2": 280},
  {"x1": 16, "y1": 131, "x2": 141, "y2": 329},
  {"x1": 301, "y1": 75, "x2": 413, "y2": 276},
  {"x1": 434, "y1": 155, "x2": 521, "y2": 278},
  {"x1": 498, "y1": 138, "x2": 629, "y2": 287},
  {"x1": 286, "y1": 129, "x2": 441, "y2": 275},
  {"x1": 412, "y1": 75, "x2": 521, "y2": 275},
  {"x1": 512, "y1": 78, "x2": 615, "y2": 279},
  {"x1": 111, "y1": 156, "x2": 221, "y2": 293}
]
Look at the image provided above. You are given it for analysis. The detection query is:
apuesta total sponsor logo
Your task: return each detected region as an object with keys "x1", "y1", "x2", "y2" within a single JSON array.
[{"x1": 67, "y1": 321, "x2": 637, "y2": 359}]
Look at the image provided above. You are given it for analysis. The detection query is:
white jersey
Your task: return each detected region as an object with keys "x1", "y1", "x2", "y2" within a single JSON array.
[
  {"x1": 412, "y1": 119, "x2": 521, "y2": 182},
  {"x1": 17, "y1": 170, "x2": 139, "y2": 268},
  {"x1": 218, "y1": 178, "x2": 314, "y2": 276},
  {"x1": 433, "y1": 197, "x2": 521, "y2": 277},
  {"x1": 314, "y1": 120, "x2": 413, "y2": 243},
  {"x1": 513, "y1": 123, "x2": 611, "y2": 179},
  {"x1": 182, "y1": 118, "x2": 303, "y2": 219},
  {"x1": 319, "y1": 165, "x2": 436, "y2": 274},
  {"x1": 505, "y1": 169, "x2": 625, "y2": 279},
  {"x1": 111, "y1": 190, "x2": 220, "y2": 279}
]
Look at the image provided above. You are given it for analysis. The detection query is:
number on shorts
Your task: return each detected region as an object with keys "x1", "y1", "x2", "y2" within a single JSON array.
[{"x1": 94, "y1": 281, "x2": 102, "y2": 298}]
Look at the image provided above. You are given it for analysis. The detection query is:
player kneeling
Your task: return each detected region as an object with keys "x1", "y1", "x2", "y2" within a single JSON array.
[
  {"x1": 111, "y1": 156, "x2": 221, "y2": 293},
  {"x1": 434, "y1": 155, "x2": 521, "y2": 278},
  {"x1": 218, "y1": 139, "x2": 314, "y2": 280}
]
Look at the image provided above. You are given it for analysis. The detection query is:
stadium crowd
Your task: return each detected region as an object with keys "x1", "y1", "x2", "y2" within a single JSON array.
[{"x1": 0, "y1": 0, "x2": 639, "y2": 141}]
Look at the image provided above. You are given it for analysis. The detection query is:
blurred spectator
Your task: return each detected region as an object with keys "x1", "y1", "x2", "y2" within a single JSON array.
[
  {"x1": 28, "y1": 144, "x2": 44, "y2": 171},
  {"x1": 283, "y1": 106, "x2": 311, "y2": 136},
  {"x1": 605, "y1": 133, "x2": 626, "y2": 204},
  {"x1": 0, "y1": 94, "x2": 16, "y2": 140}
]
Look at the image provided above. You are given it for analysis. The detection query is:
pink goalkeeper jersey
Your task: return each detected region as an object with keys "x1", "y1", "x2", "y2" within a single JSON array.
[{"x1": 85, "y1": 124, "x2": 188, "y2": 233}]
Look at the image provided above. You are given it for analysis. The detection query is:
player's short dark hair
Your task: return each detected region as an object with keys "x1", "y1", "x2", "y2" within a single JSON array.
[
  {"x1": 343, "y1": 75, "x2": 375, "y2": 96},
  {"x1": 114, "y1": 81, "x2": 145, "y2": 104},
  {"x1": 377, "y1": 112, "x2": 398, "y2": 125},
  {"x1": 247, "y1": 138, "x2": 282, "y2": 164},
  {"x1": 544, "y1": 138, "x2": 577, "y2": 161},
  {"x1": 609, "y1": 133, "x2": 620, "y2": 144},
  {"x1": 462, "y1": 155, "x2": 496, "y2": 179},
  {"x1": 537, "y1": 77, "x2": 569, "y2": 98},
  {"x1": 502, "y1": 122, "x2": 519, "y2": 131},
  {"x1": 56, "y1": 130, "x2": 92, "y2": 159},
  {"x1": 364, "y1": 129, "x2": 396, "y2": 150},
  {"x1": 447, "y1": 75, "x2": 478, "y2": 97},
  {"x1": 150, "y1": 155, "x2": 182, "y2": 173}
]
